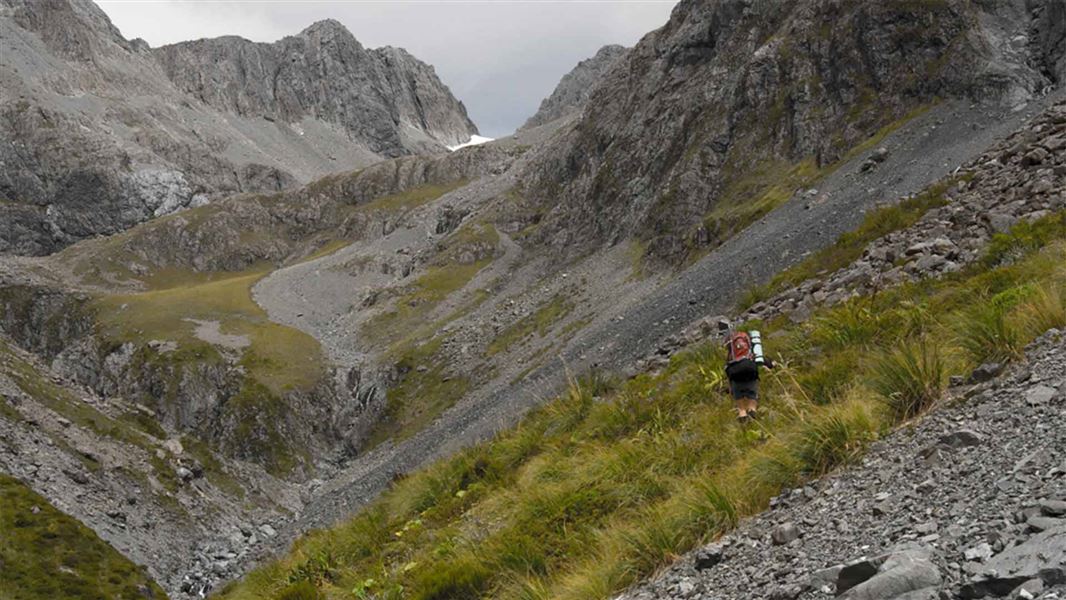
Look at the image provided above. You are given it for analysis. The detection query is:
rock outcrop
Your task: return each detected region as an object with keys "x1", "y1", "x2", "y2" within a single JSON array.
[
  {"x1": 0, "y1": 0, "x2": 478, "y2": 255},
  {"x1": 520, "y1": 0, "x2": 1062, "y2": 262},
  {"x1": 153, "y1": 20, "x2": 477, "y2": 157},
  {"x1": 520, "y1": 44, "x2": 627, "y2": 130}
]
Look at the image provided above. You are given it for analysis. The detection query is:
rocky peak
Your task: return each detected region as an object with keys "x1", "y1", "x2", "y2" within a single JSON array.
[
  {"x1": 1, "y1": 0, "x2": 131, "y2": 60},
  {"x1": 153, "y1": 18, "x2": 477, "y2": 156},
  {"x1": 0, "y1": 0, "x2": 480, "y2": 256},
  {"x1": 521, "y1": 44, "x2": 628, "y2": 130},
  {"x1": 300, "y1": 18, "x2": 351, "y2": 37}
]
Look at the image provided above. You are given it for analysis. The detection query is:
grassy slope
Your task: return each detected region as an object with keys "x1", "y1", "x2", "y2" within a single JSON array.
[
  {"x1": 362, "y1": 223, "x2": 501, "y2": 447},
  {"x1": 217, "y1": 208, "x2": 1065, "y2": 598},
  {"x1": 0, "y1": 474, "x2": 168, "y2": 600},
  {"x1": 738, "y1": 172, "x2": 968, "y2": 309}
]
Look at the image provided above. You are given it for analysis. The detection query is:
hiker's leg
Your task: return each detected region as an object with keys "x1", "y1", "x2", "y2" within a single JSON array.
[
  {"x1": 730, "y1": 380, "x2": 748, "y2": 418},
  {"x1": 734, "y1": 381, "x2": 758, "y2": 417},
  {"x1": 747, "y1": 381, "x2": 760, "y2": 415}
]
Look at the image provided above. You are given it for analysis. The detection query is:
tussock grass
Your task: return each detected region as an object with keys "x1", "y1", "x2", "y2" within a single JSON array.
[
  {"x1": 868, "y1": 337, "x2": 944, "y2": 420},
  {"x1": 0, "y1": 475, "x2": 168, "y2": 600},
  {"x1": 955, "y1": 301, "x2": 1024, "y2": 365},
  {"x1": 220, "y1": 213, "x2": 1066, "y2": 600},
  {"x1": 1015, "y1": 283, "x2": 1066, "y2": 336}
]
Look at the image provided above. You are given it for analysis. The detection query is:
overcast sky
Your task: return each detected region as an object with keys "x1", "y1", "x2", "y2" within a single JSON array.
[{"x1": 97, "y1": 1, "x2": 677, "y2": 138}]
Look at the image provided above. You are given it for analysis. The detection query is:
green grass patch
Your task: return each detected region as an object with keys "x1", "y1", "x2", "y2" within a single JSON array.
[
  {"x1": 0, "y1": 474, "x2": 168, "y2": 600},
  {"x1": 486, "y1": 295, "x2": 574, "y2": 357},
  {"x1": 93, "y1": 270, "x2": 323, "y2": 394},
  {"x1": 745, "y1": 174, "x2": 965, "y2": 309},
  {"x1": 356, "y1": 180, "x2": 469, "y2": 214},
  {"x1": 704, "y1": 158, "x2": 820, "y2": 249},
  {"x1": 363, "y1": 224, "x2": 498, "y2": 348},
  {"x1": 364, "y1": 337, "x2": 471, "y2": 449}
]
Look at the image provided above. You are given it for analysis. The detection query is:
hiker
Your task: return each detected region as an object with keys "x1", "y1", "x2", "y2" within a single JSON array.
[{"x1": 724, "y1": 329, "x2": 773, "y2": 419}]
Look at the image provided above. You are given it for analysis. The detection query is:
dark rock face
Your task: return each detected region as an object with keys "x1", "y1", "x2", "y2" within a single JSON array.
[
  {"x1": 153, "y1": 21, "x2": 478, "y2": 157},
  {"x1": 0, "y1": 0, "x2": 478, "y2": 256},
  {"x1": 521, "y1": 0, "x2": 1060, "y2": 263},
  {"x1": 520, "y1": 44, "x2": 628, "y2": 130}
]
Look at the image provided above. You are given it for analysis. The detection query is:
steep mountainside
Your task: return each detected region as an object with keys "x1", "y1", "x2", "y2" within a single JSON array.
[
  {"x1": 521, "y1": 44, "x2": 628, "y2": 130},
  {"x1": 0, "y1": 0, "x2": 477, "y2": 256},
  {"x1": 0, "y1": 1, "x2": 1064, "y2": 599},
  {"x1": 219, "y1": 98, "x2": 1066, "y2": 600},
  {"x1": 521, "y1": 0, "x2": 1064, "y2": 261}
]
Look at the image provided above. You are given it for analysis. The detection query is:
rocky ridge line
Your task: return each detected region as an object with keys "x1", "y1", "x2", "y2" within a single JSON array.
[
  {"x1": 153, "y1": 19, "x2": 478, "y2": 157},
  {"x1": 520, "y1": 0, "x2": 1063, "y2": 262},
  {"x1": 520, "y1": 44, "x2": 628, "y2": 130},
  {"x1": 0, "y1": 0, "x2": 478, "y2": 255}
]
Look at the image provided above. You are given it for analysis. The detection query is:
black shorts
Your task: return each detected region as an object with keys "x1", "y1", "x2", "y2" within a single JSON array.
[{"x1": 730, "y1": 379, "x2": 759, "y2": 400}]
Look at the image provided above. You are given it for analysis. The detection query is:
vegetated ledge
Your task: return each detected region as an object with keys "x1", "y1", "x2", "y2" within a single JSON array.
[
  {"x1": 0, "y1": 274, "x2": 336, "y2": 480},
  {"x1": 215, "y1": 223, "x2": 1066, "y2": 599},
  {"x1": 0, "y1": 473, "x2": 169, "y2": 600}
]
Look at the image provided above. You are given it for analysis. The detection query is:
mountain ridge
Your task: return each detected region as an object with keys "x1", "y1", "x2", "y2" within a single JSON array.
[
  {"x1": 0, "y1": 0, "x2": 478, "y2": 255},
  {"x1": 521, "y1": 44, "x2": 629, "y2": 130}
]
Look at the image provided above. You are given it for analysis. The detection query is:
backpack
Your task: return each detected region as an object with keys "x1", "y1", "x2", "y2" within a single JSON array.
[
  {"x1": 726, "y1": 331, "x2": 755, "y2": 363},
  {"x1": 725, "y1": 331, "x2": 758, "y2": 381}
]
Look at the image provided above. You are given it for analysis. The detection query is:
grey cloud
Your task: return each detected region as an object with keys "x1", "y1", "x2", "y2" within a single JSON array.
[{"x1": 97, "y1": 0, "x2": 677, "y2": 137}]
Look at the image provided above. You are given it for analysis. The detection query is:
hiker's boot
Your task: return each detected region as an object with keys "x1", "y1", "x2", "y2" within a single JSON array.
[{"x1": 747, "y1": 398, "x2": 760, "y2": 418}]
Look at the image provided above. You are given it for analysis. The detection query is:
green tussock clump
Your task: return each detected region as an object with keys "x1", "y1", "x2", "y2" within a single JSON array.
[
  {"x1": 0, "y1": 474, "x2": 168, "y2": 600},
  {"x1": 867, "y1": 337, "x2": 945, "y2": 421},
  {"x1": 982, "y1": 211, "x2": 1066, "y2": 268},
  {"x1": 220, "y1": 213, "x2": 1066, "y2": 600}
]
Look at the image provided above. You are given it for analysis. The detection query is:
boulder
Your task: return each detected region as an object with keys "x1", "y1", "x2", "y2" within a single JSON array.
[
  {"x1": 959, "y1": 523, "x2": 1066, "y2": 598},
  {"x1": 969, "y1": 363, "x2": 1003, "y2": 383},
  {"x1": 839, "y1": 546, "x2": 941, "y2": 600},
  {"x1": 772, "y1": 522, "x2": 801, "y2": 545}
]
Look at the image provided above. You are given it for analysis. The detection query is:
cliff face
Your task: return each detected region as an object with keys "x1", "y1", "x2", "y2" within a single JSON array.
[
  {"x1": 0, "y1": 1, "x2": 478, "y2": 256},
  {"x1": 152, "y1": 20, "x2": 478, "y2": 157},
  {"x1": 520, "y1": 0, "x2": 1062, "y2": 262},
  {"x1": 521, "y1": 44, "x2": 628, "y2": 130}
]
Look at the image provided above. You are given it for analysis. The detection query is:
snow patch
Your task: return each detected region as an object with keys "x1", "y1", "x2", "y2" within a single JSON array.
[{"x1": 447, "y1": 135, "x2": 494, "y2": 151}]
